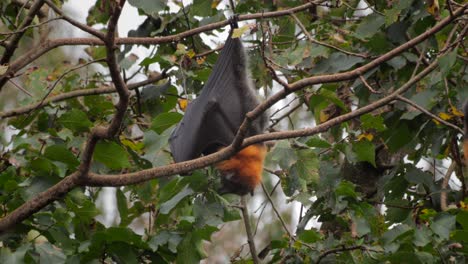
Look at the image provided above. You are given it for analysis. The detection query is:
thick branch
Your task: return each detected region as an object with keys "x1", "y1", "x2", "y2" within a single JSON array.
[
  {"x1": 0, "y1": 173, "x2": 79, "y2": 232},
  {"x1": 77, "y1": 0, "x2": 128, "y2": 178},
  {"x1": 0, "y1": 72, "x2": 167, "y2": 118},
  {"x1": 0, "y1": 0, "x2": 46, "y2": 91},
  {"x1": 1, "y1": 0, "x2": 45, "y2": 64},
  {"x1": 85, "y1": 58, "x2": 440, "y2": 187},
  {"x1": 240, "y1": 196, "x2": 260, "y2": 264}
]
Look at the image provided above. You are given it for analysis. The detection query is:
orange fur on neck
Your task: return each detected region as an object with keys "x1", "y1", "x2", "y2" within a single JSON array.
[{"x1": 215, "y1": 144, "x2": 267, "y2": 195}]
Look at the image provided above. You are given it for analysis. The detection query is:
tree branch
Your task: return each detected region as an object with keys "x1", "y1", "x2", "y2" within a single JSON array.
[
  {"x1": 0, "y1": 0, "x2": 46, "y2": 91},
  {"x1": 240, "y1": 196, "x2": 260, "y2": 264},
  {"x1": 396, "y1": 95, "x2": 464, "y2": 134},
  {"x1": 0, "y1": 71, "x2": 167, "y2": 118}
]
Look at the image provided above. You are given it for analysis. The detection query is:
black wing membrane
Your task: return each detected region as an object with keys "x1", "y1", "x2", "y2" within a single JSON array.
[{"x1": 169, "y1": 31, "x2": 264, "y2": 163}]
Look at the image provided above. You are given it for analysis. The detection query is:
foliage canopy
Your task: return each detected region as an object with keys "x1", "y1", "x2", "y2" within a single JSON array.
[{"x1": 0, "y1": 0, "x2": 467, "y2": 263}]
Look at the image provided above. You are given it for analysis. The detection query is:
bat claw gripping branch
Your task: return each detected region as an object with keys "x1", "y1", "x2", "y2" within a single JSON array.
[{"x1": 229, "y1": 15, "x2": 239, "y2": 29}]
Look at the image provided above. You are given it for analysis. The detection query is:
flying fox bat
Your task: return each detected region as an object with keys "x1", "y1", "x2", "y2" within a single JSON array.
[{"x1": 169, "y1": 23, "x2": 267, "y2": 195}]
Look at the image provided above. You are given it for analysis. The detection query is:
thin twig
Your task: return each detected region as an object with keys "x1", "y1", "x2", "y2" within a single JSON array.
[
  {"x1": 396, "y1": 95, "x2": 463, "y2": 134},
  {"x1": 440, "y1": 161, "x2": 456, "y2": 211},
  {"x1": 291, "y1": 13, "x2": 369, "y2": 59},
  {"x1": 317, "y1": 245, "x2": 382, "y2": 263},
  {"x1": 261, "y1": 183, "x2": 294, "y2": 239},
  {"x1": 240, "y1": 196, "x2": 260, "y2": 264},
  {"x1": 7, "y1": 79, "x2": 32, "y2": 96},
  {"x1": 359, "y1": 75, "x2": 381, "y2": 93},
  {"x1": 0, "y1": 71, "x2": 168, "y2": 118},
  {"x1": 0, "y1": 16, "x2": 63, "y2": 36}
]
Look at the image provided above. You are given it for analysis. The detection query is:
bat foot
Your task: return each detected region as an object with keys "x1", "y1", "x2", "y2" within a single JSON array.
[{"x1": 229, "y1": 15, "x2": 239, "y2": 29}]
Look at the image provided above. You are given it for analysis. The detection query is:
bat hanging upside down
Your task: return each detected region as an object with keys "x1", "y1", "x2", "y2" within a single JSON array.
[{"x1": 169, "y1": 22, "x2": 268, "y2": 195}]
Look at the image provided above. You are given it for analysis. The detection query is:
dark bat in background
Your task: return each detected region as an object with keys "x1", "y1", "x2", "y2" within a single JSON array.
[{"x1": 169, "y1": 23, "x2": 268, "y2": 195}]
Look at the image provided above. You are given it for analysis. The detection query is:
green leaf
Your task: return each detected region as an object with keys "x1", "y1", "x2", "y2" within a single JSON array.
[
  {"x1": 44, "y1": 144, "x2": 79, "y2": 170},
  {"x1": 384, "y1": 8, "x2": 400, "y2": 26},
  {"x1": 335, "y1": 181, "x2": 357, "y2": 199},
  {"x1": 320, "y1": 88, "x2": 347, "y2": 110},
  {"x1": 176, "y1": 233, "x2": 202, "y2": 264},
  {"x1": 312, "y1": 52, "x2": 364, "y2": 74},
  {"x1": 438, "y1": 50, "x2": 457, "y2": 77},
  {"x1": 430, "y1": 214, "x2": 456, "y2": 240},
  {"x1": 360, "y1": 114, "x2": 386, "y2": 132},
  {"x1": 287, "y1": 42, "x2": 308, "y2": 66},
  {"x1": 159, "y1": 185, "x2": 194, "y2": 214},
  {"x1": 151, "y1": 112, "x2": 183, "y2": 134},
  {"x1": 30, "y1": 156, "x2": 58, "y2": 177},
  {"x1": 65, "y1": 189, "x2": 100, "y2": 221},
  {"x1": 413, "y1": 225, "x2": 432, "y2": 247},
  {"x1": 193, "y1": 197, "x2": 224, "y2": 227},
  {"x1": 298, "y1": 229, "x2": 321, "y2": 243},
  {"x1": 452, "y1": 230, "x2": 468, "y2": 242},
  {"x1": 382, "y1": 224, "x2": 413, "y2": 246},
  {"x1": 386, "y1": 123, "x2": 412, "y2": 152},
  {"x1": 0, "y1": 244, "x2": 30, "y2": 264},
  {"x1": 269, "y1": 141, "x2": 297, "y2": 168},
  {"x1": 354, "y1": 216, "x2": 371, "y2": 236},
  {"x1": 456, "y1": 210, "x2": 468, "y2": 230},
  {"x1": 87, "y1": 0, "x2": 112, "y2": 25},
  {"x1": 352, "y1": 140, "x2": 376, "y2": 167},
  {"x1": 93, "y1": 141, "x2": 131, "y2": 170},
  {"x1": 36, "y1": 242, "x2": 66, "y2": 264},
  {"x1": 149, "y1": 231, "x2": 182, "y2": 253},
  {"x1": 142, "y1": 129, "x2": 173, "y2": 167},
  {"x1": 88, "y1": 227, "x2": 149, "y2": 257},
  {"x1": 127, "y1": 0, "x2": 168, "y2": 14},
  {"x1": 116, "y1": 189, "x2": 129, "y2": 226},
  {"x1": 404, "y1": 166, "x2": 434, "y2": 189},
  {"x1": 306, "y1": 137, "x2": 332, "y2": 148},
  {"x1": 387, "y1": 56, "x2": 407, "y2": 70},
  {"x1": 191, "y1": 0, "x2": 214, "y2": 17},
  {"x1": 57, "y1": 109, "x2": 93, "y2": 133},
  {"x1": 355, "y1": 14, "x2": 385, "y2": 40},
  {"x1": 284, "y1": 147, "x2": 319, "y2": 196}
]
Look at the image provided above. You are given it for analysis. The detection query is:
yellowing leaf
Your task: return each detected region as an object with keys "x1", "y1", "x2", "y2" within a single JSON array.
[
  {"x1": 175, "y1": 43, "x2": 187, "y2": 56},
  {"x1": 196, "y1": 56, "x2": 206, "y2": 65},
  {"x1": 426, "y1": 0, "x2": 440, "y2": 19},
  {"x1": 232, "y1": 25, "x2": 249, "y2": 38},
  {"x1": 451, "y1": 105, "x2": 464, "y2": 117},
  {"x1": 120, "y1": 138, "x2": 143, "y2": 152},
  {"x1": 358, "y1": 133, "x2": 374, "y2": 142},
  {"x1": 211, "y1": 0, "x2": 220, "y2": 8},
  {"x1": 0, "y1": 65, "x2": 9, "y2": 75},
  {"x1": 319, "y1": 111, "x2": 330, "y2": 123},
  {"x1": 460, "y1": 201, "x2": 468, "y2": 210},
  {"x1": 186, "y1": 49, "x2": 196, "y2": 59},
  {"x1": 432, "y1": 118, "x2": 441, "y2": 125},
  {"x1": 178, "y1": 99, "x2": 188, "y2": 112},
  {"x1": 438, "y1": 112, "x2": 453, "y2": 120}
]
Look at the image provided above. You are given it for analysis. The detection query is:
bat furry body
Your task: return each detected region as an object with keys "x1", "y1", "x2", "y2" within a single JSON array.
[{"x1": 170, "y1": 26, "x2": 267, "y2": 195}]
